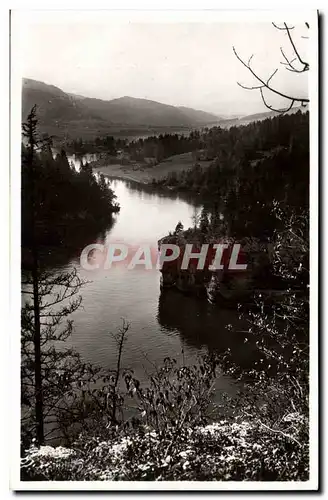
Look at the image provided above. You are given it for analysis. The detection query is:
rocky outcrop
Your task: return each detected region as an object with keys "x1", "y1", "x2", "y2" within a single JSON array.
[{"x1": 158, "y1": 231, "x2": 271, "y2": 304}]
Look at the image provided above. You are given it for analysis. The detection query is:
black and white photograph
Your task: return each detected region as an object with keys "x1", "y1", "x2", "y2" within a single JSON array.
[{"x1": 9, "y1": 7, "x2": 318, "y2": 490}]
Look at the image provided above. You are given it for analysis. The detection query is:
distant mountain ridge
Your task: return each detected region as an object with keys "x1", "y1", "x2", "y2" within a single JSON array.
[
  {"x1": 22, "y1": 78, "x2": 221, "y2": 140},
  {"x1": 239, "y1": 106, "x2": 308, "y2": 124},
  {"x1": 22, "y1": 78, "x2": 307, "y2": 141}
]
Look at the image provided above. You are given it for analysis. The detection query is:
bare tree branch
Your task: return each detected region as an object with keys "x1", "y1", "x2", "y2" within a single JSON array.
[
  {"x1": 280, "y1": 47, "x2": 305, "y2": 73},
  {"x1": 272, "y1": 22, "x2": 309, "y2": 71},
  {"x1": 260, "y1": 88, "x2": 295, "y2": 113},
  {"x1": 233, "y1": 21, "x2": 309, "y2": 113},
  {"x1": 272, "y1": 22, "x2": 295, "y2": 31},
  {"x1": 279, "y1": 22, "x2": 309, "y2": 70},
  {"x1": 234, "y1": 47, "x2": 309, "y2": 112}
]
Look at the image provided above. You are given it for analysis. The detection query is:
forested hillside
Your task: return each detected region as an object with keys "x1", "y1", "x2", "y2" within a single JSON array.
[
  {"x1": 155, "y1": 111, "x2": 309, "y2": 241},
  {"x1": 22, "y1": 79, "x2": 220, "y2": 140},
  {"x1": 21, "y1": 107, "x2": 119, "y2": 259}
]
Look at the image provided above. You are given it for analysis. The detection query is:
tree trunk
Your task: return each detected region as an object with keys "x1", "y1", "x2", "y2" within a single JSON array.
[
  {"x1": 25, "y1": 109, "x2": 44, "y2": 445},
  {"x1": 31, "y1": 246, "x2": 44, "y2": 445}
]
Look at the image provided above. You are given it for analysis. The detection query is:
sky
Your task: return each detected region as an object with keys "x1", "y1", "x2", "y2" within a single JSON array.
[{"x1": 13, "y1": 11, "x2": 310, "y2": 116}]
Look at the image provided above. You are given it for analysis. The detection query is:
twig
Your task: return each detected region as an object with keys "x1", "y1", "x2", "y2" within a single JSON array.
[{"x1": 258, "y1": 420, "x2": 301, "y2": 446}]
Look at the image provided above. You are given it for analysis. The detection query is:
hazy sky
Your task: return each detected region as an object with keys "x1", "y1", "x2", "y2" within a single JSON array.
[{"x1": 13, "y1": 12, "x2": 309, "y2": 116}]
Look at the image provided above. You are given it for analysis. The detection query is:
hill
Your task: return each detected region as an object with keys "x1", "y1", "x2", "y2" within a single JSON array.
[
  {"x1": 213, "y1": 105, "x2": 308, "y2": 129},
  {"x1": 78, "y1": 95, "x2": 220, "y2": 127},
  {"x1": 239, "y1": 105, "x2": 308, "y2": 124},
  {"x1": 22, "y1": 79, "x2": 220, "y2": 140},
  {"x1": 23, "y1": 78, "x2": 307, "y2": 141},
  {"x1": 22, "y1": 78, "x2": 90, "y2": 124}
]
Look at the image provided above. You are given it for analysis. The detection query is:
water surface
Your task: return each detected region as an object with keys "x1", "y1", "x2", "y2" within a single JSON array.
[{"x1": 47, "y1": 179, "x2": 254, "y2": 395}]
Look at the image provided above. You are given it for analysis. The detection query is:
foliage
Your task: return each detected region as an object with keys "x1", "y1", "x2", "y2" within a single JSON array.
[
  {"x1": 20, "y1": 108, "x2": 310, "y2": 483},
  {"x1": 21, "y1": 318, "x2": 309, "y2": 481},
  {"x1": 22, "y1": 417, "x2": 308, "y2": 481},
  {"x1": 21, "y1": 108, "x2": 119, "y2": 251},
  {"x1": 21, "y1": 269, "x2": 133, "y2": 446},
  {"x1": 21, "y1": 107, "x2": 122, "y2": 447},
  {"x1": 21, "y1": 267, "x2": 103, "y2": 445},
  {"x1": 155, "y1": 111, "x2": 309, "y2": 240},
  {"x1": 21, "y1": 368, "x2": 308, "y2": 481},
  {"x1": 66, "y1": 130, "x2": 204, "y2": 164}
]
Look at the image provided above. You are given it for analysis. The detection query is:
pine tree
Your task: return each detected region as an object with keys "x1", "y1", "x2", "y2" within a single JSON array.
[
  {"x1": 21, "y1": 109, "x2": 100, "y2": 445},
  {"x1": 174, "y1": 221, "x2": 184, "y2": 235},
  {"x1": 22, "y1": 105, "x2": 44, "y2": 445},
  {"x1": 199, "y1": 207, "x2": 209, "y2": 234}
]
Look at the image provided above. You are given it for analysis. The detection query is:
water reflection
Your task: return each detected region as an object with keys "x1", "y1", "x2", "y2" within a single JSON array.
[
  {"x1": 22, "y1": 217, "x2": 116, "y2": 272},
  {"x1": 112, "y1": 177, "x2": 202, "y2": 206},
  {"x1": 25, "y1": 179, "x2": 248, "y2": 395},
  {"x1": 157, "y1": 289, "x2": 260, "y2": 370}
]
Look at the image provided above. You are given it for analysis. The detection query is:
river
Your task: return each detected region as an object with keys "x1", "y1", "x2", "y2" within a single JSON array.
[{"x1": 39, "y1": 177, "x2": 258, "y2": 396}]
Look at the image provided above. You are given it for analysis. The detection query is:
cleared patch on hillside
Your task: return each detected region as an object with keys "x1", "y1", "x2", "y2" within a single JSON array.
[{"x1": 93, "y1": 152, "x2": 212, "y2": 184}]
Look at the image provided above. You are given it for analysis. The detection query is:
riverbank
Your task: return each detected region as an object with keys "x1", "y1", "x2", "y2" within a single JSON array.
[
  {"x1": 92, "y1": 152, "x2": 212, "y2": 184},
  {"x1": 93, "y1": 163, "x2": 150, "y2": 184}
]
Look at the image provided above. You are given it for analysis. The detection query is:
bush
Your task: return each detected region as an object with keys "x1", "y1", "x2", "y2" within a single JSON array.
[{"x1": 22, "y1": 413, "x2": 308, "y2": 481}]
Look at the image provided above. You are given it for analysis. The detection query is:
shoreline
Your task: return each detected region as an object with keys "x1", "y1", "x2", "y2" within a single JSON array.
[
  {"x1": 91, "y1": 152, "x2": 212, "y2": 186},
  {"x1": 95, "y1": 169, "x2": 150, "y2": 185},
  {"x1": 93, "y1": 164, "x2": 152, "y2": 185}
]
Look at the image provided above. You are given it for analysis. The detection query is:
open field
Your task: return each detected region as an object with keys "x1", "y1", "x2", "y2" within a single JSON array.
[{"x1": 93, "y1": 152, "x2": 212, "y2": 184}]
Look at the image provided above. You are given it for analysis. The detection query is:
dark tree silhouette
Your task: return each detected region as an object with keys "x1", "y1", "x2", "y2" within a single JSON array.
[
  {"x1": 21, "y1": 108, "x2": 122, "y2": 446},
  {"x1": 22, "y1": 105, "x2": 45, "y2": 445}
]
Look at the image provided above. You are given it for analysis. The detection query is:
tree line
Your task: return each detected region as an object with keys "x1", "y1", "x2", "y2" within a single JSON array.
[
  {"x1": 21, "y1": 107, "x2": 120, "y2": 446},
  {"x1": 65, "y1": 130, "x2": 205, "y2": 163},
  {"x1": 155, "y1": 111, "x2": 309, "y2": 243},
  {"x1": 20, "y1": 106, "x2": 309, "y2": 481},
  {"x1": 22, "y1": 107, "x2": 119, "y2": 255}
]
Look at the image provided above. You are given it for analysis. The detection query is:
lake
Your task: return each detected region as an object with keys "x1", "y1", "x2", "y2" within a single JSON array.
[{"x1": 41, "y1": 178, "x2": 257, "y2": 396}]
